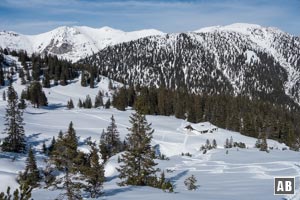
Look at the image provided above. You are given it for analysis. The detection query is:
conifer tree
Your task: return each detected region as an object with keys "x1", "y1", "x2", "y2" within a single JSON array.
[
  {"x1": 105, "y1": 99, "x2": 111, "y2": 109},
  {"x1": 67, "y1": 99, "x2": 74, "y2": 109},
  {"x1": 108, "y1": 79, "x2": 113, "y2": 90},
  {"x1": 184, "y1": 175, "x2": 197, "y2": 190},
  {"x1": 19, "y1": 147, "x2": 40, "y2": 187},
  {"x1": 2, "y1": 90, "x2": 6, "y2": 101},
  {"x1": 99, "y1": 130, "x2": 109, "y2": 161},
  {"x1": 42, "y1": 141, "x2": 47, "y2": 154},
  {"x1": 48, "y1": 136, "x2": 56, "y2": 155},
  {"x1": 117, "y1": 112, "x2": 157, "y2": 186},
  {"x1": 94, "y1": 92, "x2": 103, "y2": 108},
  {"x1": 212, "y1": 139, "x2": 217, "y2": 149},
  {"x1": 50, "y1": 122, "x2": 81, "y2": 200},
  {"x1": 99, "y1": 115, "x2": 122, "y2": 161},
  {"x1": 1, "y1": 85, "x2": 26, "y2": 153},
  {"x1": 27, "y1": 81, "x2": 48, "y2": 108},
  {"x1": 112, "y1": 87, "x2": 127, "y2": 111},
  {"x1": 42, "y1": 72, "x2": 51, "y2": 88},
  {"x1": 0, "y1": 66, "x2": 4, "y2": 86},
  {"x1": 84, "y1": 145, "x2": 105, "y2": 198},
  {"x1": 77, "y1": 99, "x2": 83, "y2": 108},
  {"x1": 18, "y1": 99, "x2": 27, "y2": 110},
  {"x1": 0, "y1": 184, "x2": 32, "y2": 200},
  {"x1": 84, "y1": 95, "x2": 92, "y2": 109}
]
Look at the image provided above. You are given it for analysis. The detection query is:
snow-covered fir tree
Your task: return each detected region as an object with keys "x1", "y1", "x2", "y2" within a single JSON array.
[{"x1": 184, "y1": 175, "x2": 197, "y2": 190}]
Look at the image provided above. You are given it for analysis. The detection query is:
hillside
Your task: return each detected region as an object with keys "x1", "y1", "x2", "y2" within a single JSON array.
[
  {"x1": 0, "y1": 70, "x2": 300, "y2": 200},
  {"x1": 0, "y1": 54, "x2": 300, "y2": 200},
  {"x1": 82, "y1": 23, "x2": 300, "y2": 106}
]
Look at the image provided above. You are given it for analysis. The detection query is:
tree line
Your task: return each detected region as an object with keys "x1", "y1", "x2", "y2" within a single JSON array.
[{"x1": 112, "y1": 85, "x2": 300, "y2": 150}]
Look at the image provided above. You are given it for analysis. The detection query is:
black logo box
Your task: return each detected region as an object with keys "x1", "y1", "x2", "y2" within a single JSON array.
[{"x1": 274, "y1": 177, "x2": 295, "y2": 195}]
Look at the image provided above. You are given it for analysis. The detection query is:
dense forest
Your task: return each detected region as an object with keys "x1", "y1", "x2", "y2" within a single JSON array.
[{"x1": 112, "y1": 85, "x2": 300, "y2": 150}]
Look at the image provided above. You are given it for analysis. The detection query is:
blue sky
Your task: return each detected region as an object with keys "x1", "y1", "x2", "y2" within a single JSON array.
[{"x1": 0, "y1": 0, "x2": 299, "y2": 35}]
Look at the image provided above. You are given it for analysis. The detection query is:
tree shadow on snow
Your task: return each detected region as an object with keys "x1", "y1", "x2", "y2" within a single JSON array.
[
  {"x1": 170, "y1": 170, "x2": 189, "y2": 182},
  {"x1": 104, "y1": 186, "x2": 134, "y2": 197},
  {"x1": 25, "y1": 111, "x2": 48, "y2": 115},
  {"x1": 42, "y1": 103, "x2": 65, "y2": 110},
  {"x1": 26, "y1": 133, "x2": 49, "y2": 148},
  {"x1": 106, "y1": 175, "x2": 118, "y2": 182}
]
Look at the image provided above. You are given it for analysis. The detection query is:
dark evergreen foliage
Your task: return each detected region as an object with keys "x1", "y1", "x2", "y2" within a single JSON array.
[
  {"x1": 104, "y1": 99, "x2": 111, "y2": 109},
  {"x1": 94, "y1": 91, "x2": 103, "y2": 108},
  {"x1": 22, "y1": 81, "x2": 48, "y2": 108},
  {"x1": 0, "y1": 184, "x2": 32, "y2": 200},
  {"x1": 19, "y1": 147, "x2": 41, "y2": 187},
  {"x1": 112, "y1": 85, "x2": 300, "y2": 148},
  {"x1": 83, "y1": 145, "x2": 105, "y2": 198},
  {"x1": 49, "y1": 122, "x2": 83, "y2": 200},
  {"x1": 67, "y1": 99, "x2": 74, "y2": 109},
  {"x1": 184, "y1": 175, "x2": 197, "y2": 190},
  {"x1": 117, "y1": 112, "x2": 158, "y2": 186},
  {"x1": 1, "y1": 85, "x2": 26, "y2": 153},
  {"x1": 99, "y1": 115, "x2": 122, "y2": 161}
]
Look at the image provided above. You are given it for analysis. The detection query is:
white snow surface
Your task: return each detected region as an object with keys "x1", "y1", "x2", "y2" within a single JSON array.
[
  {"x1": 0, "y1": 55, "x2": 300, "y2": 199},
  {"x1": 0, "y1": 26, "x2": 164, "y2": 62}
]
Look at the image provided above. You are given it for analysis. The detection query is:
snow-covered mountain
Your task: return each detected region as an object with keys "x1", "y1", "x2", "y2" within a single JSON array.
[
  {"x1": 82, "y1": 23, "x2": 300, "y2": 105},
  {"x1": 0, "y1": 26, "x2": 164, "y2": 62}
]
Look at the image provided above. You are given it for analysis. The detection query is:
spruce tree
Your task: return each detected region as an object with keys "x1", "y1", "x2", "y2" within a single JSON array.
[
  {"x1": 0, "y1": 66, "x2": 4, "y2": 86},
  {"x1": 184, "y1": 175, "x2": 197, "y2": 190},
  {"x1": 212, "y1": 139, "x2": 217, "y2": 149},
  {"x1": 99, "y1": 130, "x2": 109, "y2": 161},
  {"x1": 19, "y1": 147, "x2": 40, "y2": 187},
  {"x1": 84, "y1": 95, "x2": 92, "y2": 109},
  {"x1": 50, "y1": 122, "x2": 81, "y2": 200},
  {"x1": 99, "y1": 115, "x2": 122, "y2": 161},
  {"x1": 2, "y1": 85, "x2": 26, "y2": 153},
  {"x1": 27, "y1": 81, "x2": 48, "y2": 108},
  {"x1": 105, "y1": 99, "x2": 111, "y2": 109},
  {"x1": 84, "y1": 145, "x2": 105, "y2": 198},
  {"x1": 2, "y1": 90, "x2": 6, "y2": 101},
  {"x1": 94, "y1": 91, "x2": 103, "y2": 108},
  {"x1": 18, "y1": 99, "x2": 27, "y2": 110},
  {"x1": 117, "y1": 112, "x2": 157, "y2": 186},
  {"x1": 48, "y1": 136, "x2": 56, "y2": 155},
  {"x1": 0, "y1": 184, "x2": 32, "y2": 200},
  {"x1": 67, "y1": 99, "x2": 74, "y2": 109},
  {"x1": 42, "y1": 141, "x2": 47, "y2": 154},
  {"x1": 77, "y1": 99, "x2": 83, "y2": 108},
  {"x1": 42, "y1": 72, "x2": 51, "y2": 88}
]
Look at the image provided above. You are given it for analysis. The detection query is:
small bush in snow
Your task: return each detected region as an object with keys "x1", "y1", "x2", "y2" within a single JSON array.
[{"x1": 184, "y1": 175, "x2": 197, "y2": 190}]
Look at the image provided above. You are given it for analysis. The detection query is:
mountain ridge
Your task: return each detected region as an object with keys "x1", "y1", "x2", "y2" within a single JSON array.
[
  {"x1": 0, "y1": 25, "x2": 165, "y2": 62},
  {"x1": 81, "y1": 23, "x2": 300, "y2": 105}
]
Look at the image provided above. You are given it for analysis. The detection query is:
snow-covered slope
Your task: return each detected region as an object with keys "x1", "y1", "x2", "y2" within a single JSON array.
[
  {"x1": 0, "y1": 55, "x2": 300, "y2": 199},
  {"x1": 0, "y1": 78, "x2": 299, "y2": 200},
  {"x1": 84, "y1": 23, "x2": 300, "y2": 104},
  {"x1": 0, "y1": 26, "x2": 164, "y2": 62},
  {"x1": 195, "y1": 23, "x2": 300, "y2": 101}
]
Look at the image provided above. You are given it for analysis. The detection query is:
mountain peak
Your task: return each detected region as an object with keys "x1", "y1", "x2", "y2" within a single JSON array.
[{"x1": 194, "y1": 23, "x2": 282, "y2": 34}]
